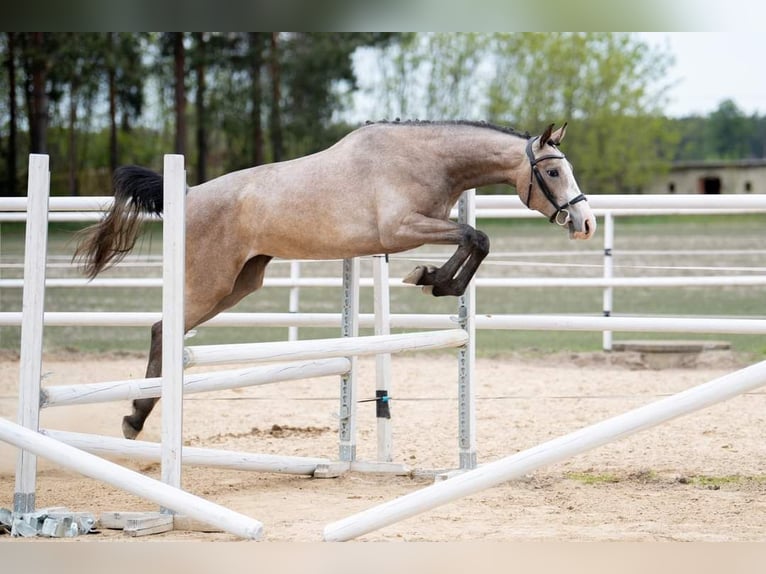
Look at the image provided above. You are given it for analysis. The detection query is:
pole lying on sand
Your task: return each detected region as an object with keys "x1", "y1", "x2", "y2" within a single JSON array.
[
  {"x1": 324, "y1": 359, "x2": 766, "y2": 541},
  {"x1": 0, "y1": 417, "x2": 263, "y2": 540}
]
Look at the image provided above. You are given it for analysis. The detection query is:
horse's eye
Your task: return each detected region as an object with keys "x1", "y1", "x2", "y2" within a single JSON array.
[{"x1": 546, "y1": 168, "x2": 559, "y2": 177}]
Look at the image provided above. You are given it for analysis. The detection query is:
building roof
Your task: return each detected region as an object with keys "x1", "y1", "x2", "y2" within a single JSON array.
[{"x1": 672, "y1": 159, "x2": 766, "y2": 171}]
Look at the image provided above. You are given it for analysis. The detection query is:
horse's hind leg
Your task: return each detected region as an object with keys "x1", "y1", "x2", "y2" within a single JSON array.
[
  {"x1": 122, "y1": 320, "x2": 163, "y2": 439},
  {"x1": 121, "y1": 255, "x2": 273, "y2": 439}
]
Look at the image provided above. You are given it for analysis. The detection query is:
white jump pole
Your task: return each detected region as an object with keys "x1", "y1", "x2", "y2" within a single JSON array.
[
  {"x1": 161, "y1": 154, "x2": 186, "y2": 498},
  {"x1": 13, "y1": 154, "x2": 49, "y2": 514},
  {"x1": 184, "y1": 329, "x2": 469, "y2": 368},
  {"x1": 0, "y1": 418, "x2": 262, "y2": 539},
  {"x1": 42, "y1": 429, "x2": 329, "y2": 475},
  {"x1": 41, "y1": 358, "x2": 352, "y2": 407},
  {"x1": 324, "y1": 358, "x2": 766, "y2": 541}
]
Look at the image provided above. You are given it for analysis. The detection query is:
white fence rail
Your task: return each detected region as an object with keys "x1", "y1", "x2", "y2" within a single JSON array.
[
  {"x1": 3, "y1": 193, "x2": 766, "y2": 215},
  {"x1": 2, "y1": 311, "x2": 766, "y2": 334}
]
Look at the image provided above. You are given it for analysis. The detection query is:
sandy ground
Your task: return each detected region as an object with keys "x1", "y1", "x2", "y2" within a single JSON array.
[{"x1": 1, "y1": 348, "x2": 765, "y2": 542}]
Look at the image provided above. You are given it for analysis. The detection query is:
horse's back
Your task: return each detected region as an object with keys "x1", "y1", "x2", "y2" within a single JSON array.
[{"x1": 184, "y1": 123, "x2": 454, "y2": 260}]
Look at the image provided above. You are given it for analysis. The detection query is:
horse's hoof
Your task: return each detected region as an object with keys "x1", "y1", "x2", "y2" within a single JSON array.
[
  {"x1": 421, "y1": 285, "x2": 434, "y2": 295},
  {"x1": 122, "y1": 416, "x2": 141, "y2": 440},
  {"x1": 402, "y1": 266, "x2": 425, "y2": 285}
]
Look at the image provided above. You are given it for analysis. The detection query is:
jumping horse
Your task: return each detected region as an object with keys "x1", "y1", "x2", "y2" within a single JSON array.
[{"x1": 75, "y1": 120, "x2": 597, "y2": 439}]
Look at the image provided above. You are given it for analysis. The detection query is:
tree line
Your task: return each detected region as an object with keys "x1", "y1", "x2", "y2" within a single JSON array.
[{"x1": 1, "y1": 32, "x2": 765, "y2": 197}]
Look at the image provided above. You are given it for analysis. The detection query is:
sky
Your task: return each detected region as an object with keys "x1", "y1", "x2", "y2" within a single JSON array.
[
  {"x1": 642, "y1": 33, "x2": 766, "y2": 118},
  {"x1": 349, "y1": 32, "x2": 766, "y2": 123}
]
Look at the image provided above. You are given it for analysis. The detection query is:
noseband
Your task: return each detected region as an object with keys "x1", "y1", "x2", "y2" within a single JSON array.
[{"x1": 524, "y1": 136, "x2": 587, "y2": 225}]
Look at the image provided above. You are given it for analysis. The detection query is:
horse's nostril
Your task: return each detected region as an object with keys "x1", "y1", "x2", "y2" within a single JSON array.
[{"x1": 584, "y1": 219, "x2": 591, "y2": 235}]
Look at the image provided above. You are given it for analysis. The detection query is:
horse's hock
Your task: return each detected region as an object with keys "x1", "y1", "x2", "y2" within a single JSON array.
[{"x1": 611, "y1": 339, "x2": 732, "y2": 369}]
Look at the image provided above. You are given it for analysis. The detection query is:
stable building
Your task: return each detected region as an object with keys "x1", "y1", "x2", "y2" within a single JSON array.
[{"x1": 647, "y1": 159, "x2": 766, "y2": 194}]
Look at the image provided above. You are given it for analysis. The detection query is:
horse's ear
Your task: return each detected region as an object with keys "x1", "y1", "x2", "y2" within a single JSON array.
[
  {"x1": 550, "y1": 122, "x2": 568, "y2": 146},
  {"x1": 539, "y1": 123, "x2": 555, "y2": 149}
]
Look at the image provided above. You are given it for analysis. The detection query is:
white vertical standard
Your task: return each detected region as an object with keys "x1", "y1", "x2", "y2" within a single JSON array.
[
  {"x1": 161, "y1": 155, "x2": 186, "y2": 495},
  {"x1": 457, "y1": 189, "x2": 477, "y2": 470},
  {"x1": 373, "y1": 254, "x2": 393, "y2": 462},
  {"x1": 13, "y1": 154, "x2": 50, "y2": 514},
  {"x1": 602, "y1": 212, "x2": 615, "y2": 351},
  {"x1": 338, "y1": 258, "x2": 360, "y2": 461}
]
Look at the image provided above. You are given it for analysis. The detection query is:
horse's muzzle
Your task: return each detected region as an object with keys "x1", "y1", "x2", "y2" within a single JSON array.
[{"x1": 568, "y1": 213, "x2": 597, "y2": 240}]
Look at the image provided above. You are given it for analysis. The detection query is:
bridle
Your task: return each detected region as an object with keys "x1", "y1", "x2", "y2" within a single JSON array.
[{"x1": 524, "y1": 136, "x2": 587, "y2": 226}]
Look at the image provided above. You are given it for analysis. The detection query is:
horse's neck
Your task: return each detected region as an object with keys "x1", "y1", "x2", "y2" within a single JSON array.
[{"x1": 426, "y1": 127, "x2": 528, "y2": 191}]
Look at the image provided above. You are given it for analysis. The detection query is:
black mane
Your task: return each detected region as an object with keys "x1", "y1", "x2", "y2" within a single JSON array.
[{"x1": 365, "y1": 119, "x2": 530, "y2": 139}]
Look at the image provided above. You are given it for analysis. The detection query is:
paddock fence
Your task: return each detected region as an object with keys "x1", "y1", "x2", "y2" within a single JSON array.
[{"x1": 2, "y1": 191, "x2": 766, "y2": 353}]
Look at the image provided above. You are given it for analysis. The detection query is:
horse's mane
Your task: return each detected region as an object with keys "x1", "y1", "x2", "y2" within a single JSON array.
[{"x1": 364, "y1": 119, "x2": 531, "y2": 139}]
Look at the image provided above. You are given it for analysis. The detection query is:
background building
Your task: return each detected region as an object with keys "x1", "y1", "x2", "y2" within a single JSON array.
[{"x1": 648, "y1": 160, "x2": 766, "y2": 194}]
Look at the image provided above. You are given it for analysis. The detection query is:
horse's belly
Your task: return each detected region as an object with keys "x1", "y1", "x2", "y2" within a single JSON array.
[
  {"x1": 264, "y1": 233, "x2": 386, "y2": 260},
  {"x1": 238, "y1": 183, "x2": 390, "y2": 260}
]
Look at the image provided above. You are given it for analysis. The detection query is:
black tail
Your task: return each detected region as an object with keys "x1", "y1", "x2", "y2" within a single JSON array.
[{"x1": 74, "y1": 166, "x2": 164, "y2": 278}]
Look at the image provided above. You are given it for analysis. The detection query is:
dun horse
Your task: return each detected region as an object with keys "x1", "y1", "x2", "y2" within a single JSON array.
[{"x1": 75, "y1": 120, "x2": 597, "y2": 439}]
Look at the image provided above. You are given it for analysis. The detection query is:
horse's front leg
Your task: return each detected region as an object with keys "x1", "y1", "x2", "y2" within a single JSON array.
[
  {"x1": 435, "y1": 225, "x2": 489, "y2": 295},
  {"x1": 392, "y1": 214, "x2": 489, "y2": 297}
]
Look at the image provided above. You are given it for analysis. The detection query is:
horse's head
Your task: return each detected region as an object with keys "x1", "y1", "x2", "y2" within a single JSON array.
[{"x1": 519, "y1": 123, "x2": 596, "y2": 240}]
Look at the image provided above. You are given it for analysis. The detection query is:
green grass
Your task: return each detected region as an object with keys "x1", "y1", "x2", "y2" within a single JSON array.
[
  {"x1": 566, "y1": 470, "x2": 766, "y2": 488},
  {"x1": 680, "y1": 474, "x2": 766, "y2": 488},
  {"x1": 565, "y1": 471, "x2": 622, "y2": 485},
  {"x1": 1, "y1": 214, "x2": 764, "y2": 357}
]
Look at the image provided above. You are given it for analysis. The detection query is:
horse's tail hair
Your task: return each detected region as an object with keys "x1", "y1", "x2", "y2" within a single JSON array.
[{"x1": 74, "y1": 165, "x2": 164, "y2": 279}]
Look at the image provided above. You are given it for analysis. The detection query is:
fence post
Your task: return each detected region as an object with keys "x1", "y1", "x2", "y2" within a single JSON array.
[
  {"x1": 602, "y1": 212, "x2": 615, "y2": 351},
  {"x1": 457, "y1": 189, "x2": 477, "y2": 470},
  {"x1": 13, "y1": 154, "x2": 49, "y2": 514}
]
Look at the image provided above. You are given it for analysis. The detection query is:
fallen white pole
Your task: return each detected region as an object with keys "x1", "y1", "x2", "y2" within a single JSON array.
[
  {"x1": 0, "y1": 418, "x2": 263, "y2": 539},
  {"x1": 42, "y1": 429, "x2": 329, "y2": 475},
  {"x1": 41, "y1": 358, "x2": 351, "y2": 407},
  {"x1": 184, "y1": 329, "x2": 469, "y2": 368},
  {"x1": 324, "y1": 358, "x2": 766, "y2": 541}
]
